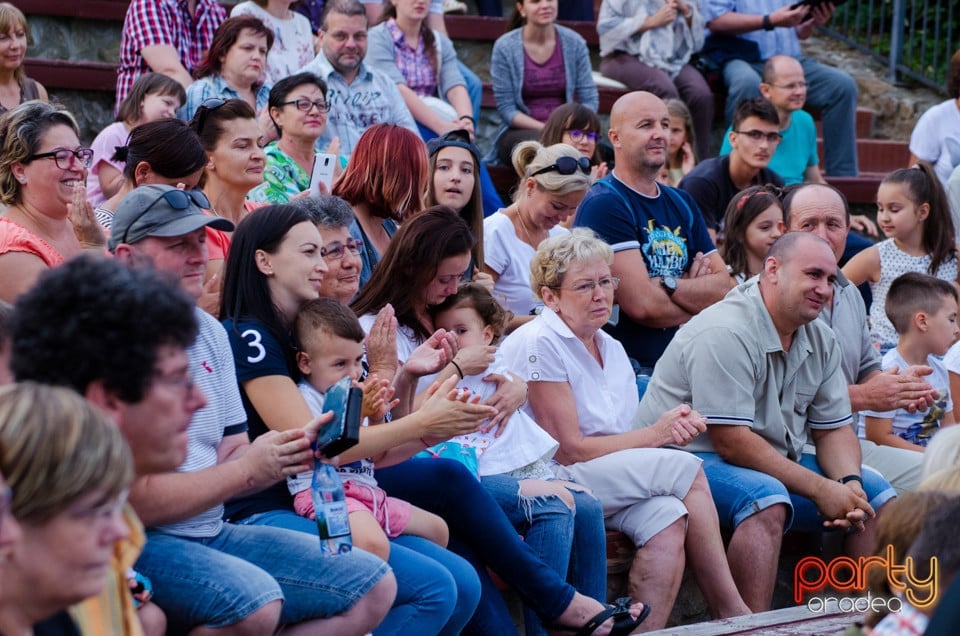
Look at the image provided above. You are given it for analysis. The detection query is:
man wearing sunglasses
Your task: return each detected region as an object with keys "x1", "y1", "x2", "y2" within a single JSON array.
[
  {"x1": 104, "y1": 184, "x2": 395, "y2": 633},
  {"x1": 679, "y1": 97, "x2": 784, "y2": 237},
  {"x1": 301, "y1": 0, "x2": 419, "y2": 157},
  {"x1": 575, "y1": 91, "x2": 734, "y2": 373}
]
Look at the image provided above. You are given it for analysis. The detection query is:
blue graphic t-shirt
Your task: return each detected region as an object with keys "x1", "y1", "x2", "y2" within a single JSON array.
[{"x1": 574, "y1": 175, "x2": 715, "y2": 367}]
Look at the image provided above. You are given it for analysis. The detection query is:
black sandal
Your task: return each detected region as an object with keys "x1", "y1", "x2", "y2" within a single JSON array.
[{"x1": 550, "y1": 597, "x2": 652, "y2": 636}]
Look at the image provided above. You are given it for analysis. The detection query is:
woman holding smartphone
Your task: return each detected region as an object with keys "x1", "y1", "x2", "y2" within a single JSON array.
[{"x1": 248, "y1": 72, "x2": 339, "y2": 204}]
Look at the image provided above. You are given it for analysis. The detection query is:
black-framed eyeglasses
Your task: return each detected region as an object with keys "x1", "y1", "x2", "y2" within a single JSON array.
[
  {"x1": 120, "y1": 189, "x2": 211, "y2": 244},
  {"x1": 321, "y1": 238, "x2": 363, "y2": 260},
  {"x1": 26, "y1": 147, "x2": 94, "y2": 170},
  {"x1": 734, "y1": 129, "x2": 783, "y2": 144},
  {"x1": 281, "y1": 98, "x2": 330, "y2": 113},
  {"x1": 192, "y1": 98, "x2": 226, "y2": 136},
  {"x1": 565, "y1": 129, "x2": 599, "y2": 143},
  {"x1": 531, "y1": 155, "x2": 592, "y2": 178}
]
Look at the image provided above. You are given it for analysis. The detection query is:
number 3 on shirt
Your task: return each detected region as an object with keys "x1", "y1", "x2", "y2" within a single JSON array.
[{"x1": 242, "y1": 329, "x2": 266, "y2": 364}]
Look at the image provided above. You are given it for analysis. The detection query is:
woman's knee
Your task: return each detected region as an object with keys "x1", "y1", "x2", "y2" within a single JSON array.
[{"x1": 519, "y1": 479, "x2": 576, "y2": 510}]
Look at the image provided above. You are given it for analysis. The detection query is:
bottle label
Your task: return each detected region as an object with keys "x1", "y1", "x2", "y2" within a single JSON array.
[{"x1": 317, "y1": 501, "x2": 351, "y2": 537}]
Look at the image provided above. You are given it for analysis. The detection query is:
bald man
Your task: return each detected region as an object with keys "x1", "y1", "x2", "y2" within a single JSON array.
[
  {"x1": 574, "y1": 91, "x2": 733, "y2": 372},
  {"x1": 636, "y1": 232, "x2": 895, "y2": 611}
]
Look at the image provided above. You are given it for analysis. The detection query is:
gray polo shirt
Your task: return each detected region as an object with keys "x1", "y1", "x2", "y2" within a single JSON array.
[
  {"x1": 817, "y1": 270, "x2": 882, "y2": 386},
  {"x1": 635, "y1": 279, "x2": 853, "y2": 460}
]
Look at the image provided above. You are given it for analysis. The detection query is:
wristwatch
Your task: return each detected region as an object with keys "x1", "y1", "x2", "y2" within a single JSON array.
[
  {"x1": 660, "y1": 276, "x2": 678, "y2": 297},
  {"x1": 762, "y1": 14, "x2": 774, "y2": 30}
]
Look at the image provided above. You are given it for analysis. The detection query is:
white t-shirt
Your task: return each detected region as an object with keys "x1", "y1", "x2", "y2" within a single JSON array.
[
  {"x1": 500, "y1": 306, "x2": 639, "y2": 438},
  {"x1": 859, "y1": 348, "x2": 952, "y2": 447},
  {"x1": 230, "y1": 2, "x2": 315, "y2": 86},
  {"x1": 484, "y1": 211, "x2": 568, "y2": 317},
  {"x1": 909, "y1": 99, "x2": 960, "y2": 187}
]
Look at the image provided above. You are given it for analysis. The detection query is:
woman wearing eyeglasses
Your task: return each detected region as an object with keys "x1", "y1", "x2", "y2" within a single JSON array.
[
  {"x1": 0, "y1": 101, "x2": 104, "y2": 303},
  {"x1": 249, "y1": 72, "x2": 339, "y2": 204},
  {"x1": 540, "y1": 103, "x2": 610, "y2": 184},
  {"x1": 483, "y1": 141, "x2": 591, "y2": 320},
  {"x1": 182, "y1": 15, "x2": 275, "y2": 122},
  {"x1": 499, "y1": 229, "x2": 752, "y2": 631},
  {"x1": 0, "y1": 383, "x2": 132, "y2": 636},
  {"x1": 490, "y1": 0, "x2": 598, "y2": 166}
]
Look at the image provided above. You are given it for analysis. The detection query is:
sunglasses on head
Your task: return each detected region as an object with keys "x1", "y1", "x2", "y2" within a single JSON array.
[
  {"x1": 120, "y1": 189, "x2": 211, "y2": 244},
  {"x1": 192, "y1": 98, "x2": 226, "y2": 136},
  {"x1": 530, "y1": 155, "x2": 592, "y2": 178}
]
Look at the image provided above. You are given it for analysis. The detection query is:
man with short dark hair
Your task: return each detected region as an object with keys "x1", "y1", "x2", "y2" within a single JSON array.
[
  {"x1": 636, "y1": 231, "x2": 896, "y2": 612},
  {"x1": 680, "y1": 97, "x2": 784, "y2": 236},
  {"x1": 301, "y1": 0, "x2": 418, "y2": 157}
]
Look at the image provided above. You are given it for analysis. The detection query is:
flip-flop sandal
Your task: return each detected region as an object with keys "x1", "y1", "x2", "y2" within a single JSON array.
[{"x1": 550, "y1": 597, "x2": 652, "y2": 636}]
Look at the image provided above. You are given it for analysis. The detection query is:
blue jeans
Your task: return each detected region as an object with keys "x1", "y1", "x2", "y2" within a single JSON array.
[
  {"x1": 693, "y1": 452, "x2": 897, "y2": 531},
  {"x1": 376, "y1": 458, "x2": 577, "y2": 632},
  {"x1": 722, "y1": 56, "x2": 858, "y2": 176},
  {"x1": 137, "y1": 522, "x2": 389, "y2": 632},
  {"x1": 237, "y1": 508, "x2": 480, "y2": 636},
  {"x1": 481, "y1": 475, "x2": 607, "y2": 636}
]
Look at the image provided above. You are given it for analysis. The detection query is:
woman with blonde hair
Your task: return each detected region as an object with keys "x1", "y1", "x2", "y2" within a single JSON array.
[
  {"x1": 0, "y1": 382, "x2": 133, "y2": 635},
  {"x1": 0, "y1": 4, "x2": 47, "y2": 113},
  {"x1": 483, "y1": 141, "x2": 592, "y2": 318}
]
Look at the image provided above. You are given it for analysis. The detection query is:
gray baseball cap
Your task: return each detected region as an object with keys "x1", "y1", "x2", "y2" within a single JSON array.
[{"x1": 108, "y1": 184, "x2": 235, "y2": 252}]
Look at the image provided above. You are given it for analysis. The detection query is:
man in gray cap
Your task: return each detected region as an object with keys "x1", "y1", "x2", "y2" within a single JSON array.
[{"x1": 108, "y1": 184, "x2": 396, "y2": 634}]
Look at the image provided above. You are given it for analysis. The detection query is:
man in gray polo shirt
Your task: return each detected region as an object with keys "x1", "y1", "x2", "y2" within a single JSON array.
[
  {"x1": 783, "y1": 182, "x2": 935, "y2": 494},
  {"x1": 635, "y1": 232, "x2": 895, "y2": 612}
]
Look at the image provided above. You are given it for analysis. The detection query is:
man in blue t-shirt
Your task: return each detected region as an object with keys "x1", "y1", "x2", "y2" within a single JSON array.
[{"x1": 574, "y1": 91, "x2": 734, "y2": 370}]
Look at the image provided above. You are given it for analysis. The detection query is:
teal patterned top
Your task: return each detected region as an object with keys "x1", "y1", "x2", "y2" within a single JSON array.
[{"x1": 248, "y1": 142, "x2": 310, "y2": 204}]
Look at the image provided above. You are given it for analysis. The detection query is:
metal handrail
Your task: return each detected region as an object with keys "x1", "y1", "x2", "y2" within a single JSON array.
[{"x1": 818, "y1": 0, "x2": 955, "y2": 94}]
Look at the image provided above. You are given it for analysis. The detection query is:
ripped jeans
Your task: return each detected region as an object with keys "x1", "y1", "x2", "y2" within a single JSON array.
[{"x1": 480, "y1": 474, "x2": 607, "y2": 636}]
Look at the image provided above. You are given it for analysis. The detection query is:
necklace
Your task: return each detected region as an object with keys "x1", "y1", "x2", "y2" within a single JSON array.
[{"x1": 514, "y1": 203, "x2": 540, "y2": 247}]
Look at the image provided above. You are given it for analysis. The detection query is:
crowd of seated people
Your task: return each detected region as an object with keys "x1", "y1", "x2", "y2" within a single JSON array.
[{"x1": 6, "y1": 0, "x2": 960, "y2": 633}]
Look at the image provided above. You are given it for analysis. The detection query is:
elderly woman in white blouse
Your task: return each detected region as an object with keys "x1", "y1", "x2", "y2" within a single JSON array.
[
  {"x1": 596, "y1": 0, "x2": 713, "y2": 159},
  {"x1": 500, "y1": 229, "x2": 750, "y2": 630}
]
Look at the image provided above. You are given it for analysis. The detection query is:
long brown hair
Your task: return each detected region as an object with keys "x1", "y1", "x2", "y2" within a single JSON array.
[
  {"x1": 351, "y1": 206, "x2": 475, "y2": 340},
  {"x1": 881, "y1": 162, "x2": 956, "y2": 275},
  {"x1": 721, "y1": 185, "x2": 783, "y2": 279}
]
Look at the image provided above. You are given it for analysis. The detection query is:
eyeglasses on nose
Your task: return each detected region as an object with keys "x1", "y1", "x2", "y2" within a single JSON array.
[
  {"x1": 770, "y1": 81, "x2": 807, "y2": 91},
  {"x1": 281, "y1": 98, "x2": 330, "y2": 113},
  {"x1": 26, "y1": 147, "x2": 95, "y2": 170},
  {"x1": 566, "y1": 129, "x2": 599, "y2": 143},
  {"x1": 531, "y1": 155, "x2": 592, "y2": 177},
  {"x1": 554, "y1": 277, "x2": 621, "y2": 295},
  {"x1": 734, "y1": 129, "x2": 783, "y2": 144},
  {"x1": 321, "y1": 239, "x2": 363, "y2": 260}
]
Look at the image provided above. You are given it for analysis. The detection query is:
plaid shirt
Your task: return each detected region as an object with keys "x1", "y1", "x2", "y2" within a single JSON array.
[
  {"x1": 384, "y1": 19, "x2": 438, "y2": 98},
  {"x1": 871, "y1": 603, "x2": 929, "y2": 636},
  {"x1": 116, "y1": 0, "x2": 226, "y2": 110}
]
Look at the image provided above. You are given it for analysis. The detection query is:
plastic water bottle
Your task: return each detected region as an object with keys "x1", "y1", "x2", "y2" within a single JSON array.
[{"x1": 311, "y1": 461, "x2": 352, "y2": 554}]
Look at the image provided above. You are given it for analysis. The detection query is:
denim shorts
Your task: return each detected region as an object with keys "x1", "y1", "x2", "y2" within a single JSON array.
[
  {"x1": 694, "y1": 452, "x2": 897, "y2": 532},
  {"x1": 137, "y1": 522, "x2": 389, "y2": 632}
]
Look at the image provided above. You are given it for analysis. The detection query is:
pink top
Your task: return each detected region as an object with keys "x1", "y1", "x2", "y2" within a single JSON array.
[{"x1": 0, "y1": 217, "x2": 64, "y2": 267}]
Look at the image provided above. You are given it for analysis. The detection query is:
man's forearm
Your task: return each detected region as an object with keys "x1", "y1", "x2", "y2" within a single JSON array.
[
  {"x1": 706, "y1": 11, "x2": 766, "y2": 36},
  {"x1": 811, "y1": 425, "x2": 862, "y2": 480},
  {"x1": 670, "y1": 271, "x2": 735, "y2": 315}
]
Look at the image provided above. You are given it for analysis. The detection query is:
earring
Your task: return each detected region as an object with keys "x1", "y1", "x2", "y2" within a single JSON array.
[{"x1": 17, "y1": 177, "x2": 25, "y2": 183}]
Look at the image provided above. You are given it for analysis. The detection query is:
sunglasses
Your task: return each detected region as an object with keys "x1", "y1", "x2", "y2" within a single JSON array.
[
  {"x1": 192, "y1": 98, "x2": 226, "y2": 136},
  {"x1": 530, "y1": 155, "x2": 592, "y2": 178},
  {"x1": 120, "y1": 189, "x2": 211, "y2": 244}
]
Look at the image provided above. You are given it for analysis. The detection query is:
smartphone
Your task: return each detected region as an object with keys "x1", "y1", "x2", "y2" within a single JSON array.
[
  {"x1": 314, "y1": 376, "x2": 362, "y2": 457},
  {"x1": 789, "y1": 0, "x2": 847, "y2": 10},
  {"x1": 310, "y1": 152, "x2": 337, "y2": 195}
]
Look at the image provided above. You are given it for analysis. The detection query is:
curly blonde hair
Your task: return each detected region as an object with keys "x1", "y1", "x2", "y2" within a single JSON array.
[
  {"x1": 529, "y1": 228, "x2": 613, "y2": 300},
  {"x1": 512, "y1": 141, "x2": 592, "y2": 200}
]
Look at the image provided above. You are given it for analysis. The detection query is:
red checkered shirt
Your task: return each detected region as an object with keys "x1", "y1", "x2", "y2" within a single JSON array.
[{"x1": 116, "y1": 0, "x2": 226, "y2": 111}]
